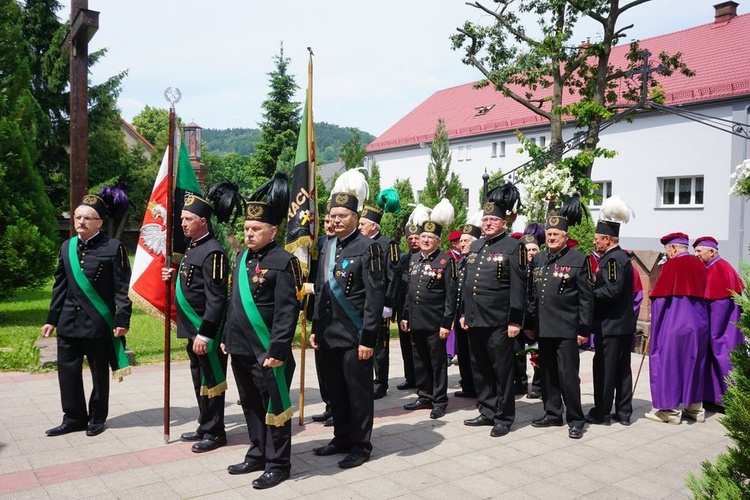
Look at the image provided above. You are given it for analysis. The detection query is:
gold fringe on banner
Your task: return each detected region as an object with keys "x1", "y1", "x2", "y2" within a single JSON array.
[
  {"x1": 200, "y1": 380, "x2": 228, "y2": 398},
  {"x1": 128, "y1": 291, "x2": 177, "y2": 330},
  {"x1": 265, "y1": 406, "x2": 294, "y2": 427},
  {"x1": 112, "y1": 366, "x2": 132, "y2": 382}
]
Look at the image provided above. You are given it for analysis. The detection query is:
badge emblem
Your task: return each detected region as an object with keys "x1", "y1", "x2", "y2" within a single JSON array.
[
  {"x1": 423, "y1": 221, "x2": 436, "y2": 233},
  {"x1": 335, "y1": 193, "x2": 349, "y2": 205}
]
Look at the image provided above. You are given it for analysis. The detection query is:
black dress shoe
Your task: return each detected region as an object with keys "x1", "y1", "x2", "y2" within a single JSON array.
[
  {"x1": 490, "y1": 423, "x2": 510, "y2": 437},
  {"x1": 611, "y1": 414, "x2": 632, "y2": 426},
  {"x1": 403, "y1": 399, "x2": 432, "y2": 411},
  {"x1": 338, "y1": 452, "x2": 369, "y2": 469},
  {"x1": 227, "y1": 461, "x2": 264, "y2": 475},
  {"x1": 397, "y1": 381, "x2": 416, "y2": 390},
  {"x1": 429, "y1": 406, "x2": 446, "y2": 419},
  {"x1": 324, "y1": 417, "x2": 334, "y2": 427},
  {"x1": 584, "y1": 412, "x2": 611, "y2": 425},
  {"x1": 180, "y1": 431, "x2": 204, "y2": 442},
  {"x1": 46, "y1": 422, "x2": 87, "y2": 437},
  {"x1": 526, "y1": 389, "x2": 542, "y2": 399},
  {"x1": 252, "y1": 470, "x2": 290, "y2": 489},
  {"x1": 454, "y1": 391, "x2": 477, "y2": 398},
  {"x1": 531, "y1": 416, "x2": 564, "y2": 428},
  {"x1": 313, "y1": 443, "x2": 350, "y2": 456},
  {"x1": 463, "y1": 415, "x2": 494, "y2": 427},
  {"x1": 373, "y1": 389, "x2": 387, "y2": 400},
  {"x1": 311, "y1": 410, "x2": 331, "y2": 422},
  {"x1": 86, "y1": 423, "x2": 106, "y2": 436},
  {"x1": 569, "y1": 425, "x2": 584, "y2": 439},
  {"x1": 191, "y1": 435, "x2": 227, "y2": 453}
]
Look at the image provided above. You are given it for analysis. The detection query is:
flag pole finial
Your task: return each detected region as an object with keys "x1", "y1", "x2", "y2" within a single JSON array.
[{"x1": 164, "y1": 87, "x2": 182, "y2": 109}]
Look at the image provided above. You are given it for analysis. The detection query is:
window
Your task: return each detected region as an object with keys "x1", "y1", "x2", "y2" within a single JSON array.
[
  {"x1": 539, "y1": 136, "x2": 546, "y2": 148},
  {"x1": 499, "y1": 141, "x2": 506, "y2": 157},
  {"x1": 491, "y1": 142, "x2": 497, "y2": 158},
  {"x1": 464, "y1": 188, "x2": 470, "y2": 207},
  {"x1": 465, "y1": 145, "x2": 472, "y2": 161},
  {"x1": 660, "y1": 176, "x2": 704, "y2": 206},
  {"x1": 457, "y1": 146, "x2": 464, "y2": 162},
  {"x1": 590, "y1": 181, "x2": 612, "y2": 207}
]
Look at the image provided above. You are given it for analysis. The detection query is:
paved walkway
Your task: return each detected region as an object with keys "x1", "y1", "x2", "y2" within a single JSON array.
[{"x1": 0, "y1": 344, "x2": 729, "y2": 499}]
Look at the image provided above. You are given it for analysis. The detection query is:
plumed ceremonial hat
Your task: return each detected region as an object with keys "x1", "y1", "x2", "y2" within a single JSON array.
[{"x1": 79, "y1": 194, "x2": 108, "y2": 220}]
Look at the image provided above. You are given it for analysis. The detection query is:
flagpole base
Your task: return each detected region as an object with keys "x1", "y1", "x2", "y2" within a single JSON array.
[{"x1": 164, "y1": 434, "x2": 170, "y2": 444}]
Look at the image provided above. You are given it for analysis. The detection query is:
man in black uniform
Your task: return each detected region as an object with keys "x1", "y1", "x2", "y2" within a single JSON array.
[
  {"x1": 585, "y1": 219, "x2": 635, "y2": 426},
  {"x1": 460, "y1": 184, "x2": 527, "y2": 438},
  {"x1": 222, "y1": 173, "x2": 303, "y2": 489},
  {"x1": 162, "y1": 194, "x2": 229, "y2": 453},
  {"x1": 359, "y1": 205, "x2": 400, "y2": 400},
  {"x1": 311, "y1": 180, "x2": 386, "y2": 469},
  {"x1": 395, "y1": 224, "x2": 421, "y2": 391},
  {"x1": 454, "y1": 221, "x2": 482, "y2": 398},
  {"x1": 42, "y1": 195, "x2": 132, "y2": 437},
  {"x1": 528, "y1": 199, "x2": 595, "y2": 439},
  {"x1": 401, "y1": 207, "x2": 458, "y2": 419}
]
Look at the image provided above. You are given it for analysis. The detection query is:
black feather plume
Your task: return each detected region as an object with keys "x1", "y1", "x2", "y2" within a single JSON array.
[
  {"x1": 559, "y1": 193, "x2": 589, "y2": 227},
  {"x1": 487, "y1": 181, "x2": 522, "y2": 214},
  {"x1": 249, "y1": 172, "x2": 289, "y2": 226},
  {"x1": 524, "y1": 222, "x2": 545, "y2": 247},
  {"x1": 206, "y1": 181, "x2": 246, "y2": 224}
]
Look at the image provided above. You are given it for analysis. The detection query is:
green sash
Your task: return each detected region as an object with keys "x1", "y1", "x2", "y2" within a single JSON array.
[
  {"x1": 67, "y1": 236, "x2": 131, "y2": 381},
  {"x1": 237, "y1": 249, "x2": 293, "y2": 427},
  {"x1": 175, "y1": 268, "x2": 227, "y2": 398}
]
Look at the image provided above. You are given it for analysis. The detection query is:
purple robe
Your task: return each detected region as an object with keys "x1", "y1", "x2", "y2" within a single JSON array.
[
  {"x1": 649, "y1": 296, "x2": 709, "y2": 409},
  {"x1": 446, "y1": 328, "x2": 456, "y2": 357},
  {"x1": 704, "y1": 298, "x2": 743, "y2": 403}
]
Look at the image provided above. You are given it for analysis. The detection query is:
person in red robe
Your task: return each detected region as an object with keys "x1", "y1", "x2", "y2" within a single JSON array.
[
  {"x1": 693, "y1": 236, "x2": 744, "y2": 405},
  {"x1": 646, "y1": 232, "x2": 709, "y2": 424}
]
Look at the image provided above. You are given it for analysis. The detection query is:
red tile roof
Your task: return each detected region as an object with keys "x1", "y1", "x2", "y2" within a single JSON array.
[{"x1": 368, "y1": 13, "x2": 750, "y2": 152}]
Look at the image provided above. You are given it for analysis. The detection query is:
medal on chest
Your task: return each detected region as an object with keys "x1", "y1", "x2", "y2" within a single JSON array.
[{"x1": 552, "y1": 264, "x2": 570, "y2": 279}]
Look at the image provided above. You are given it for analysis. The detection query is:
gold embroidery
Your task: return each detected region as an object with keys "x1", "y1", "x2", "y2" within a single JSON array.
[
  {"x1": 423, "y1": 221, "x2": 436, "y2": 233},
  {"x1": 335, "y1": 193, "x2": 349, "y2": 205},
  {"x1": 483, "y1": 202, "x2": 495, "y2": 214}
]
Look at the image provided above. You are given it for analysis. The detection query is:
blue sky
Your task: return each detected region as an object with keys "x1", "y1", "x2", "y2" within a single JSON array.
[{"x1": 58, "y1": 0, "x2": 743, "y2": 137}]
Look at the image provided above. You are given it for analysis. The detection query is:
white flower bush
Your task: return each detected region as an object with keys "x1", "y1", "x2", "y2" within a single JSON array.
[
  {"x1": 518, "y1": 163, "x2": 574, "y2": 222},
  {"x1": 730, "y1": 158, "x2": 750, "y2": 197}
]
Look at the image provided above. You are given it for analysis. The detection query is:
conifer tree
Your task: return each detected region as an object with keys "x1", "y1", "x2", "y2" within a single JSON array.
[{"x1": 340, "y1": 129, "x2": 366, "y2": 171}]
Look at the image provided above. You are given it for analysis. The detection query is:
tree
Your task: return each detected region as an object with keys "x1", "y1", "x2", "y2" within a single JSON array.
[
  {"x1": 381, "y1": 178, "x2": 416, "y2": 250},
  {"x1": 366, "y1": 160, "x2": 381, "y2": 206},
  {"x1": 0, "y1": 0, "x2": 58, "y2": 298},
  {"x1": 253, "y1": 42, "x2": 300, "y2": 179},
  {"x1": 419, "y1": 118, "x2": 467, "y2": 247},
  {"x1": 340, "y1": 129, "x2": 366, "y2": 170},
  {"x1": 451, "y1": 0, "x2": 693, "y2": 187},
  {"x1": 130, "y1": 105, "x2": 178, "y2": 156}
]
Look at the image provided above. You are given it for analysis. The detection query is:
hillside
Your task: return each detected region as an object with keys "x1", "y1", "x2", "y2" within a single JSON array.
[{"x1": 202, "y1": 122, "x2": 375, "y2": 164}]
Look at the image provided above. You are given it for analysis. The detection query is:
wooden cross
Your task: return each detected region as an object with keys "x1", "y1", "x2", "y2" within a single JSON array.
[{"x1": 62, "y1": 1, "x2": 98, "y2": 234}]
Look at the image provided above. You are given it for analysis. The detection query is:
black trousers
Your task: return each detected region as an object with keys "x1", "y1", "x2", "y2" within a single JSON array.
[
  {"x1": 591, "y1": 335, "x2": 633, "y2": 421},
  {"x1": 398, "y1": 321, "x2": 416, "y2": 385},
  {"x1": 186, "y1": 338, "x2": 227, "y2": 439},
  {"x1": 454, "y1": 324, "x2": 475, "y2": 394},
  {"x1": 468, "y1": 327, "x2": 515, "y2": 427},
  {"x1": 373, "y1": 319, "x2": 390, "y2": 393},
  {"x1": 410, "y1": 329, "x2": 448, "y2": 407},
  {"x1": 231, "y1": 353, "x2": 294, "y2": 473},
  {"x1": 538, "y1": 337, "x2": 584, "y2": 427},
  {"x1": 513, "y1": 336, "x2": 529, "y2": 390},
  {"x1": 319, "y1": 346, "x2": 374, "y2": 456},
  {"x1": 314, "y1": 348, "x2": 331, "y2": 412},
  {"x1": 57, "y1": 335, "x2": 111, "y2": 426}
]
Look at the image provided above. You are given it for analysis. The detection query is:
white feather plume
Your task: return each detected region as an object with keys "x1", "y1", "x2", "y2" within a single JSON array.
[
  {"x1": 408, "y1": 203, "x2": 431, "y2": 226},
  {"x1": 599, "y1": 195, "x2": 634, "y2": 224},
  {"x1": 466, "y1": 209, "x2": 484, "y2": 228},
  {"x1": 331, "y1": 168, "x2": 369, "y2": 211},
  {"x1": 430, "y1": 198, "x2": 455, "y2": 228}
]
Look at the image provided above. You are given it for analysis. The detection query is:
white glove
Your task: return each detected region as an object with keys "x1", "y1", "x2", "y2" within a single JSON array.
[{"x1": 382, "y1": 306, "x2": 393, "y2": 319}]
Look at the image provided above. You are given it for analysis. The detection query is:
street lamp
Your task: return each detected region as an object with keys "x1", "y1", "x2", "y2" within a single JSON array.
[{"x1": 482, "y1": 168, "x2": 490, "y2": 202}]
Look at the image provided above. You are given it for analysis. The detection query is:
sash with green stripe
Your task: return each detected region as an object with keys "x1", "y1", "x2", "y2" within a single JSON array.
[
  {"x1": 327, "y1": 238, "x2": 363, "y2": 341},
  {"x1": 175, "y1": 266, "x2": 227, "y2": 398},
  {"x1": 66, "y1": 236, "x2": 131, "y2": 381},
  {"x1": 237, "y1": 249, "x2": 293, "y2": 427}
]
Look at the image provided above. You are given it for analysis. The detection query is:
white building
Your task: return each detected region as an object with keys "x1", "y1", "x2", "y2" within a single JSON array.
[{"x1": 366, "y1": 3, "x2": 750, "y2": 267}]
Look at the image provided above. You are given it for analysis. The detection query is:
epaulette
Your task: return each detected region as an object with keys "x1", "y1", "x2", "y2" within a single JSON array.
[
  {"x1": 449, "y1": 258, "x2": 457, "y2": 279},
  {"x1": 389, "y1": 240, "x2": 399, "y2": 267},
  {"x1": 606, "y1": 260, "x2": 618, "y2": 283},
  {"x1": 211, "y1": 252, "x2": 226, "y2": 284},
  {"x1": 585, "y1": 255, "x2": 595, "y2": 285},
  {"x1": 290, "y1": 256, "x2": 304, "y2": 290}
]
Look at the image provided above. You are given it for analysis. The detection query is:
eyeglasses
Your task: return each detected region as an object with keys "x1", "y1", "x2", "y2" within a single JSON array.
[
  {"x1": 482, "y1": 217, "x2": 503, "y2": 224},
  {"x1": 74, "y1": 216, "x2": 101, "y2": 222},
  {"x1": 329, "y1": 213, "x2": 352, "y2": 221}
]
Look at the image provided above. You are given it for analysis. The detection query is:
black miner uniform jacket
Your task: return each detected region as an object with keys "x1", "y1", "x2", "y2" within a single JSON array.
[
  {"x1": 371, "y1": 233, "x2": 400, "y2": 313},
  {"x1": 528, "y1": 245, "x2": 595, "y2": 338},
  {"x1": 47, "y1": 232, "x2": 132, "y2": 338},
  {"x1": 592, "y1": 246, "x2": 636, "y2": 337},
  {"x1": 223, "y1": 241, "x2": 303, "y2": 361},
  {"x1": 176, "y1": 236, "x2": 228, "y2": 340},
  {"x1": 313, "y1": 230, "x2": 386, "y2": 349},
  {"x1": 461, "y1": 233, "x2": 527, "y2": 328},
  {"x1": 403, "y1": 249, "x2": 458, "y2": 331}
]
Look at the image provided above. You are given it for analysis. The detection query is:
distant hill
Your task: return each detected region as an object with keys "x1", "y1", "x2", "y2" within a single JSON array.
[{"x1": 202, "y1": 122, "x2": 376, "y2": 165}]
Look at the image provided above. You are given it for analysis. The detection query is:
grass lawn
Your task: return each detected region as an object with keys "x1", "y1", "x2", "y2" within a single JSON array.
[{"x1": 0, "y1": 281, "x2": 400, "y2": 373}]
